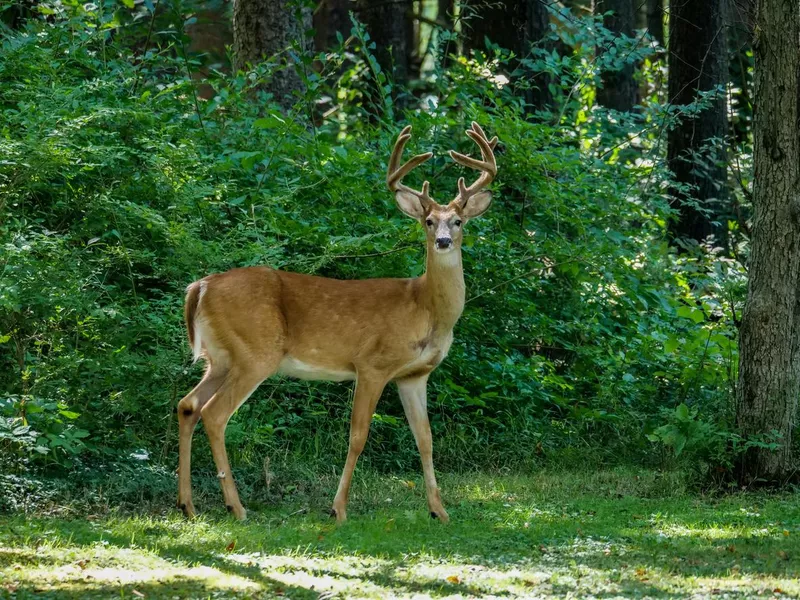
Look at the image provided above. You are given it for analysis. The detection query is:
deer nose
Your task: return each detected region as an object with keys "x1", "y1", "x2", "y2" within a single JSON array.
[{"x1": 435, "y1": 237, "x2": 452, "y2": 249}]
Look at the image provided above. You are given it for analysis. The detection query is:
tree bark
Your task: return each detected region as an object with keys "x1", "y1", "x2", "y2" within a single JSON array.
[
  {"x1": 593, "y1": 0, "x2": 636, "y2": 112},
  {"x1": 666, "y1": 0, "x2": 729, "y2": 244},
  {"x1": 314, "y1": 0, "x2": 352, "y2": 51},
  {"x1": 645, "y1": 0, "x2": 663, "y2": 46},
  {"x1": 735, "y1": 0, "x2": 800, "y2": 484},
  {"x1": 233, "y1": 0, "x2": 312, "y2": 109},
  {"x1": 463, "y1": 0, "x2": 554, "y2": 113},
  {"x1": 728, "y1": 0, "x2": 756, "y2": 145},
  {"x1": 357, "y1": 0, "x2": 414, "y2": 88}
]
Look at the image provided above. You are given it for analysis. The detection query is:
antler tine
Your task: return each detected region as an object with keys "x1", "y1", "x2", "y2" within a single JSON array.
[
  {"x1": 448, "y1": 122, "x2": 498, "y2": 204},
  {"x1": 387, "y1": 125, "x2": 412, "y2": 178},
  {"x1": 386, "y1": 126, "x2": 433, "y2": 202},
  {"x1": 471, "y1": 122, "x2": 499, "y2": 151}
]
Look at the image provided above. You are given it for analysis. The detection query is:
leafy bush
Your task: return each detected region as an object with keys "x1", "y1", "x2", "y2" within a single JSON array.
[{"x1": 0, "y1": 5, "x2": 743, "y2": 486}]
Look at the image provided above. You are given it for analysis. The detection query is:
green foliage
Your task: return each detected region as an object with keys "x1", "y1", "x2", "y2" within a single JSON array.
[
  {"x1": 3, "y1": 470, "x2": 800, "y2": 598},
  {"x1": 0, "y1": 5, "x2": 745, "y2": 484}
]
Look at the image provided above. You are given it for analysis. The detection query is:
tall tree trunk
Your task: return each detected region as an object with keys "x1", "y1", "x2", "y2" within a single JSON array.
[
  {"x1": 594, "y1": 0, "x2": 636, "y2": 111},
  {"x1": 314, "y1": 0, "x2": 351, "y2": 51},
  {"x1": 463, "y1": 0, "x2": 554, "y2": 113},
  {"x1": 646, "y1": 0, "x2": 663, "y2": 46},
  {"x1": 357, "y1": 0, "x2": 414, "y2": 88},
  {"x1": 666, "y1": 0, "x2": 729, "y2": 244},
  {"x1": 525, "y1": 0, "x2": 554, "y2": 112},
  {"x1": 735, "y1": 0, "x2": 800, "y2": 485},
  {"x1": 728, "y1": 0, "x2": 756, "y2": 146},
  {"x1": 437, "y1": 0, "x2": 456, "y2": 67},
  {"x1": 233, "y1": 0, "x2": 312, "y2": 109}
]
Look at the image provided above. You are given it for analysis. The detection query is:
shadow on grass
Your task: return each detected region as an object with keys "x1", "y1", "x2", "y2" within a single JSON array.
[{"x1": 2, "y1": 479, "x2": 799, "y2": 598}]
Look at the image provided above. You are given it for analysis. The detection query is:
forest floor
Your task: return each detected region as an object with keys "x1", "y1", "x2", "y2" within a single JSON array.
[{"x1": 1, "y1": 469, "x2": 799, "y2": 599}]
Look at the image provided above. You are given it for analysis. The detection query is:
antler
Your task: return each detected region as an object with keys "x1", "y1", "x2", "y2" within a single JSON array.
[
  {"x1": 387, "y1": 125, "x2": 434, "y2": 207},
  {"x1": 449, "y1": 122, "x2": 498, "y2": 208}
]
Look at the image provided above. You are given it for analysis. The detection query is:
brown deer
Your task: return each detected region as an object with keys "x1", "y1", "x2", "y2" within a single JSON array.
[{"x1": 177, "y1": 122, "x2": 498, "y2": 523}]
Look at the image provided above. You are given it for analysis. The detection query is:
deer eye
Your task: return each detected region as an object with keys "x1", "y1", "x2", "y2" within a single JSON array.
[
  {"x1": 425, "y1": 219, "x2": 434, "y2": 227},
  {"x1": 454, "y1": 219, "x2": 462, "y2": 227}
]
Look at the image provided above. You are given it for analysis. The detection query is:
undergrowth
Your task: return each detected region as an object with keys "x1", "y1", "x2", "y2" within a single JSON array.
[{"x1": 0, "y1": 3, "x2": 748, "y2": 494}]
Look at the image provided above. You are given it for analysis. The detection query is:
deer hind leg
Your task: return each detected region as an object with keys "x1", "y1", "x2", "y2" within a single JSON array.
[
  {"x1": 331, "y1": 373, "x2": 387, "y2": 523},
  {"x1": 177, "y1": 365, "x2": 227, "y2": 518},
  {"x1": 200, "y1": 363, "x2": 277, "y2": 521},
  {"x1": 397, "y1": 375, "x2": 449, "y2": 522}
]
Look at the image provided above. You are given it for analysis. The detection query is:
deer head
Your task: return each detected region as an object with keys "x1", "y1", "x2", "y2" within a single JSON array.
[{"x1": 387, "y1": 122, "x2": 498, "y2": 254}]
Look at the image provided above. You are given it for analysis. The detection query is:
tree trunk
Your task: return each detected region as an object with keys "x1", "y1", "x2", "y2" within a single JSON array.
[
  {"x1": 728, "y1": 0, "x2": 756, "y2": 145},
  {"x1": 593, "y1": 0, "x2": 636, "y2": 112},
  {"x1": 314, "y1": 0, "x2": 351, "y2": 51},
  {"x1": 357, "y1": 0, "x2": 414, "y2": 88},
  {"x1": 735, "y1": 0, "x2": 800, "y2": 485},
  {"x1": 233, "y1": 0, "x2": 312, "y2": 109},
  {"x1": 524, "y1": 0, "x2": 554, "y2": 112},
  {"x1": 463, "y1": 0, "x2": 521, "y2": 53},
  {"x1": 463, "y1": 0, "x2": 554, "y2": 113},
  {"x1": 666, "y1": 0, "x2": 729, "y2": 244},
  {"x1": 646, "y1": 0, "x2": 663, "y2": 46},
  {"x1": 437, "y1": 0, "x2": 456, "y2": 67}
]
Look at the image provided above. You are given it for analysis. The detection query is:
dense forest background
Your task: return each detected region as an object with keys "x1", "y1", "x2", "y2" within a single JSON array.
[{"x1": 1, "y1": 0, "x2": 798, "y2": 510}]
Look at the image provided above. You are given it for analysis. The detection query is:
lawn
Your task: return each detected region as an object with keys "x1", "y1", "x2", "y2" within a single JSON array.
[{"x1": 1, "y1": 469, "x2": 798, "y2": 598}]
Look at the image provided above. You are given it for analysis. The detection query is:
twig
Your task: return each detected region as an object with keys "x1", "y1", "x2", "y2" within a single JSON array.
[
  {"x1": 130, "y1": 0, "x2": 160, "y2": 96},
  {"x1": 329, "y1": 245, "x2": 415, "y2": 260},
  {"x1": 467, "y1": 256, "x2": 587, "y2": 303}
]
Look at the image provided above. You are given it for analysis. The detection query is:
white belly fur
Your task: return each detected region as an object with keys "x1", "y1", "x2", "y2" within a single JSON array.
[{"x1": 277, "y1": 356, "x2": 356, "y2": 382}]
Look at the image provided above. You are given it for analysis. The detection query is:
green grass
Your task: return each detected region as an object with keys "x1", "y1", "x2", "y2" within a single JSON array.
[{"x1": 1, "y1": 469, "x2": 799, "y2": 598}]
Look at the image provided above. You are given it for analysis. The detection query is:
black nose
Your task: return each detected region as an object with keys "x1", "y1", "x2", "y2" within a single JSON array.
[{"x1": 436, "y1": 237, "x2": 452, "y2": 249}]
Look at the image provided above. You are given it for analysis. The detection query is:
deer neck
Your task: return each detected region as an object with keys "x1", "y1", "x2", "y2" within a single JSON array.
[{"x1": 420, "y1": 244, "x2": 465, "y2": 331}]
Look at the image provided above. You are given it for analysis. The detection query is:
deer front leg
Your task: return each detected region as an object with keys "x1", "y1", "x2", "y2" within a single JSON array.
[
  {"x1": 331, "y1": 374, "x2": 387, "y2": 523},
  {"x1": 397, "y1": 375, "x2": 449, "y2": 522}
]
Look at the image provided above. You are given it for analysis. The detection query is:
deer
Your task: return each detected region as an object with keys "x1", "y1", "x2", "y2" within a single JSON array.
[{"x1": 176, "y1": 122, "x2": 498, "y2": 523}]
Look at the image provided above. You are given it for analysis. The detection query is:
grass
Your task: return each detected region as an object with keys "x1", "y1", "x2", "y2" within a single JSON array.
[{"x1": 1, "y1": 468, "x2": 799, "y2": 598}]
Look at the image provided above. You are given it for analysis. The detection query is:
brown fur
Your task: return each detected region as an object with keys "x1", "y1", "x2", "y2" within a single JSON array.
[
  {"x1": 184, "y1": 281, "x2": 201, "y2": 354},
  {"x1": 175, "y1": 122, "x2": 498, "y2": 524}
]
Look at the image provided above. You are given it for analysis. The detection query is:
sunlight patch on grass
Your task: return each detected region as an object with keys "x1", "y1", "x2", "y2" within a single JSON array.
[
  {"x1": 0, "y1": 544, "x2": 259, "y2": 596},
  {"x1": 2, "y1": 471, "x2": 799, "y2": 598}
]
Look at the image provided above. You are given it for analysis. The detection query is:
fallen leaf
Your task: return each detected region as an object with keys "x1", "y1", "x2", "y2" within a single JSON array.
[
  {"x1": 401, "y1": 480, "x2": 416, "y2": 489},
  {"x1": 76, "y1": 559, "x2": 89, "y2": 570},
  {"x1": 446, "y1": 575, "x2": 461, "y2": 584},
  {"x1": 774, "y1": 588, "x2": 784, "y2": 595},
  {"x1": 727, "y1": 544, "x2": 736, "y2": 553},
  {"x1": 783, "y1": 530, "x2": 790, "y2": 537},
  {"x1": 226, "y1": 540, "x2": 236, "y2": 552},
  {"x1": 777, "y1": 550, "x2": 789, "y2": 561}
]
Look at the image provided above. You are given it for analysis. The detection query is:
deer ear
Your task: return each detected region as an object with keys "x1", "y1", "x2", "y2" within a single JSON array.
[
  {"x1": 461, "y1": 191, "x2": 492, "y2": 218},
  {"x1": 395, "y1": 191, "x2": 427, "y2": 219}
]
